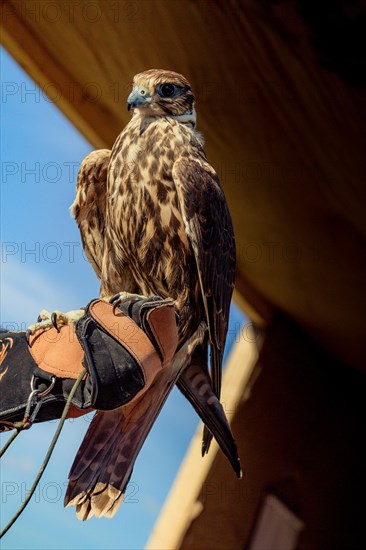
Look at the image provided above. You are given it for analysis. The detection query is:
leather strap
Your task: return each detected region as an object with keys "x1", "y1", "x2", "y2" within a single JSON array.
[
  {"x1": 29, "y1": 326, "x2": 84, "y2": 379},
  {"x1": 146, "y1": 305, "x2": 178, "y2": 365}
]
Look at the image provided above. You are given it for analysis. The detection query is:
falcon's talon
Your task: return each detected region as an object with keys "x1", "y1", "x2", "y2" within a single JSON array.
[
  {"x1": 109, "y1": 293, "x2": 121, "y2": 305},
  {"x1": 27, "y1": 309, "x2": 85, "y2": 337},
  {"x1": 112, "y1": 301, "x2": 121, "y2": 315},
  {"x1": 109, "y1": 292, "x2": 143, "y2": 315},
  {"x1": 51, "y1": 312, "x2": 60, "y2": 333},
  {"x1": 112, "y1": 297, "x2": 137, "y2": 315}
]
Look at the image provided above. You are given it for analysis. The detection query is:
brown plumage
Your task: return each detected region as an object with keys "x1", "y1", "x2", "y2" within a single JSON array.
[{"x1": 66, "y1": 69, "x2": 238, "y2": 519}]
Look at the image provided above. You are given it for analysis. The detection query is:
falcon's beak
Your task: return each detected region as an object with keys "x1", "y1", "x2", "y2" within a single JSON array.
[{"x1": 127, "y1": 90, "x2": 149, "y2": 111}]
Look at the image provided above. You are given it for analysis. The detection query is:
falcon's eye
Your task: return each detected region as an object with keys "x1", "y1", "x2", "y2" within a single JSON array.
[{"x1": 158, "y1": 84, "x2": 176, "y2": 98}]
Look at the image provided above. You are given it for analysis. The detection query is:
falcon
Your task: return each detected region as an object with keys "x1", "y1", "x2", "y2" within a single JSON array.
[{"x1": 65, "y1": 69, "x2": 238, "y2": 519}]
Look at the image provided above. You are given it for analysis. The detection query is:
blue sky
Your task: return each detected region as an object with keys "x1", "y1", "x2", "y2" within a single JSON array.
[{"x1": 0, "y1": 46, "x2": 245, "y2": 549}]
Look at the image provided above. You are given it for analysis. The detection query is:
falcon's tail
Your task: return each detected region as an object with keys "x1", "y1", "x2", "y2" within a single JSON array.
[
  {"x1": 65, "y1": 324, "x2": 206, "y2": 520},
  {"x1": 202, "y1": 345, "x2": 223, "y2": 457},
  {"x1": 177, "y1": 345, "x2": 241, "y2": 478},
  {"x1": 65, "y1": 409, "x2": 129, "y2": 520}
]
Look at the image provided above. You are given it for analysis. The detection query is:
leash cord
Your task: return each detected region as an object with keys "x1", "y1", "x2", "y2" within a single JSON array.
[
  {"x1": 0, "y1": 367, "x2": 87, "y2": 539},
  {"x1": 0, "y1": 430, "x2": 20, "y2": 459}
]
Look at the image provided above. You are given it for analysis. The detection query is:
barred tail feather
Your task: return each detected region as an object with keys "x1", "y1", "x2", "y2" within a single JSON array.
[
  {"x1": 65, "y1": 324, "x2": 206, "y2": 520},
  {"x1": 202, "y1": 344, "x2": 223, "y2": 454},
  {"x1": 65, "y1": 409, "x2": 130, "y2": 520},
  {"x1": 177, "y1": 344, "x2": 241, "y2": 478}
]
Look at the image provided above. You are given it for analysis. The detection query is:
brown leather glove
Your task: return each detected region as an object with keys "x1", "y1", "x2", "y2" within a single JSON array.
[{"x1": 0, "y1": 295, "x2": 178, "y2": 431}]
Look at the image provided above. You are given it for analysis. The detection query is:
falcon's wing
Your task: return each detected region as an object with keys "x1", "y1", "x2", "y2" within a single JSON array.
[
  {"x1": 173, "y1": 158, "x2": 236, "y2": 400},
  {"x1": 70, "y1": 149, "x2": 111, "y2": 280}
]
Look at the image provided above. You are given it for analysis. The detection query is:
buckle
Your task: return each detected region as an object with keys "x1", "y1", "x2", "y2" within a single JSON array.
[{"x1": 14, "y1": 374, "x2": 56, "y2": 430}]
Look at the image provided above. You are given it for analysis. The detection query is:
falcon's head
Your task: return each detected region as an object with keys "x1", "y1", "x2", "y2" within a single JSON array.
[{"x1": 127, "y1": 69, "x2": 195, "y2": 117}]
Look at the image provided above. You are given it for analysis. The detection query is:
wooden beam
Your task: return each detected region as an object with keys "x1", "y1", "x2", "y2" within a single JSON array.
[{"x1": 147, "y1": 333, "x2": 259, "y2": 549}]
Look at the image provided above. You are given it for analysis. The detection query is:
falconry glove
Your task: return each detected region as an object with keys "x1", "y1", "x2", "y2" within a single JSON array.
[{"x1": 0, "y1": 295, "x2": 178, "y2": 432}]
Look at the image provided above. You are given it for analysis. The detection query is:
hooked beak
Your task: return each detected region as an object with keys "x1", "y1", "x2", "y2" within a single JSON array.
[{"x1": 127, "y1": 90, "x2": 149, "y2": 111}]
